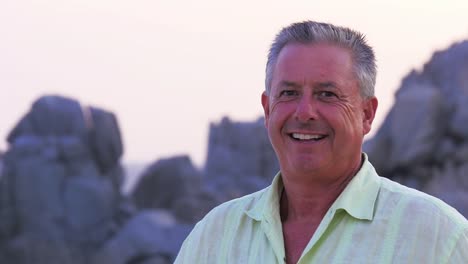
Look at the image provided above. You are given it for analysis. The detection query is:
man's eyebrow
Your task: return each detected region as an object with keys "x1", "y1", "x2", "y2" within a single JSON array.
[
  {"x1": 278, "y1": 80, "x2": 300, "y2": 88},
  {"x1": 315, "y1": 81, "x2": 338, "y2": 89}
]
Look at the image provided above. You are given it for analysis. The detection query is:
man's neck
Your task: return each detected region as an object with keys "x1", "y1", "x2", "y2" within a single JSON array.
[
  {"x1": 280, "y1": 174, "x2": 353, "y2": 222},
  {"x1": 280, "y1": 156, "x2": 364, "y2": 222},
  {"x1": 279, "y1": 157, "x2": 364, "y2": 264}
]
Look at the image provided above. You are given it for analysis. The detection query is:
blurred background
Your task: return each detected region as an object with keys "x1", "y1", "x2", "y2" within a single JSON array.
[
  {"x1": 1, "y1": 0, "x2": 467, "y2": 167},
  {"x1": 1, "y1": 1, "x2": 468, "y2": 263}
]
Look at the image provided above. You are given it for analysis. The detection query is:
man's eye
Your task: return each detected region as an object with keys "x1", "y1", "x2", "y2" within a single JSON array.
[
  {"x1": 318, "y1": 91, "x2": 337, "y2": 98},
  {"x1": 279, "y1": 90, "x2": 298, "y2": 97}
]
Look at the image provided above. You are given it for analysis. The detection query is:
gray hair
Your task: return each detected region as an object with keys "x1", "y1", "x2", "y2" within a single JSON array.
[{"x1": 265, "y1": 21, "x2": 376, "y2": 98}]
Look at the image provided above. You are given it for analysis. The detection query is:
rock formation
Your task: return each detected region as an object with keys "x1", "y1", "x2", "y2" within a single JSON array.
[
  {"x1": 132, "y1": 117, "x2": 279, "y2": 224},
  {"x1": 365, "y1": 40, "x2": 468, "y2": 216},
  {"x1": 131, "y1": 155, "x2": 219, "y2": 224},
  {"x1": 0, "y1": 95, "x2": 187, "y2": 264},
  {"x1": 204, "y1": 116, "x2": 279, "y2": 199}
]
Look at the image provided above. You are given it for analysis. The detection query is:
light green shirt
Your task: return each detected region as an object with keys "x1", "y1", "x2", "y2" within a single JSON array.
[{"x1": 175, "y1": 156, "x2": 468, "y2": 263}]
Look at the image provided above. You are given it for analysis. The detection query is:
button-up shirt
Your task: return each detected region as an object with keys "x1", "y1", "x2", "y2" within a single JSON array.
[{"x1": 175, "y1": 156, "x2": 468, "y2": 263}]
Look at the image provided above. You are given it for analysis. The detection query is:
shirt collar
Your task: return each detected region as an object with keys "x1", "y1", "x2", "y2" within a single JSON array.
[
  {"x1": 245, "y1": 171, "x2": 283, "y2": 221},
  {"x1": 329, "y1": 153, "x2": 381, "y2": 220},
  {"x1": 245, "y1": 153, "x2": 381, "y2": 222}
]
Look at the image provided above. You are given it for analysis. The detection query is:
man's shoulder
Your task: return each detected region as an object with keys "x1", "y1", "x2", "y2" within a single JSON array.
[
  {"x1": 378, "y1": 176, "x2": 468, "y2": 227},
  {"x1": 175, "y1": 184, "x2": 277, "y2": 263},
  {"x1": 201, "y1": 185, "x2": 269, "y2": 223},
  {"x1": 176, "y1": 185, "x2": 270, "y2": 256}
]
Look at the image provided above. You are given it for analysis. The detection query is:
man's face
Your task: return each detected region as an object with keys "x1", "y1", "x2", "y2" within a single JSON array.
[{"x1": 262, "y1": 42, "x2": 377, "y2": 181}]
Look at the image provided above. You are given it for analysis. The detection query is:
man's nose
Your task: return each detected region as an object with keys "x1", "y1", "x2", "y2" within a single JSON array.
[{"x1": 294, "y1": 95, "x2": 318, "y2": 122}]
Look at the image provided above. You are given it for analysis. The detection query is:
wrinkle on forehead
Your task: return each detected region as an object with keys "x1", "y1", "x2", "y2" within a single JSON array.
[{"x1": 271, "y1": 44, "x2": 357, "y2": 89}]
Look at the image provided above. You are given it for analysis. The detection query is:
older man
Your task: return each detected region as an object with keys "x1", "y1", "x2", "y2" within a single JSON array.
[{"x1": 175, "y1": 21, "x2": 468, "y2": 263}]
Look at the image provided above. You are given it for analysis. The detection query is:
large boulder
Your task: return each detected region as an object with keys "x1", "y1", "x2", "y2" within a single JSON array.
[
  {"x1": 131, "y1": 156, "x2": 214, "y2": 223},
  {"x1": 365, "y1": 40, "x2": 468, "y2": 217},
  {"x1": 387, "y1": 75, "x2": 446, "y2": 169},
  {"x1": 132, "y1": 156, "x2": 201, "y2": 210},
  {"x1": 7, "y1": 96, "x2": 87, "y2": 141},
  {"x1": 87, "y1": 106, "x2": 124, "y2": 174},
  {"x1": 130, "y1": 117, "x2": 281, "y2": 224},
  {"x1": 91, "y1": 210, "x2": 191, "y2": 264},
  {"x1": 0, "y1": 95, "x2": 146, "y2": 263},
  {"x1": 204, "y1": 117, "x2": 278, "y2": 194}
]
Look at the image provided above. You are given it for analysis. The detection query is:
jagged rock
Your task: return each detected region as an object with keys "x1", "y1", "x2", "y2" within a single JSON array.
[
  {"x1": 130, "y1": 155, "x2": 220, "y2": 224},
  {"x1": 0, "y1": 136, "x2": 68, "y2": 241},
  {"x1": 2, "y1": 234, "x2": 75, "y2": 264},
  {"x1": 0, "y1": 95, "x2": 131, "y2": 263},
  {"x1": 91, "y1": 210, "x2": 191, "y2": 264},
  {"x1": 130, "y1": 118, "x2": 279, "y2": 224},
  {"x1": 7, "y1": 96, "x2": 87, "y2": 141},
  {"x1": 87, "y1": 107, "x2": 124, "y2": 174},
  {"x1": 422, "y1": 41, "x2": 468, "y2": 100},
  {"x1": 366, "y1": 72, "x2": 447, "y2": 171},
  {"x1": 450, "y1": 96, "x2": 468, "y2": 139},
  {"x1": 423, "y1": 161, "x2": 468, "y2": 216},
  {"x1": 131, "y1": 156, "x2": 202, "y2": 215},
  {"x1": 389, "y1": 80, "x2": 446, "y2": 167},
  {"x1": 365, "y1": 40, "x2": 468, "y2": 216},
  {"x1": 434, "y1": 137, "x2": 457, "y2": 163},
  {"x1": 205, "y1": 117, "x2": 278, "y2": 191},
  {"x1": 363, "y1": 109, "x2": 394, "y2": 174},
  {"x1": 452, "y1": 141, "x2": 468, "y2": 164},
  {"x1": 63, "y1": 171, "x2": 119, "y2": 248},
  {"x1": 170, "y1": 187, "x2": 222, "y2": 223}
]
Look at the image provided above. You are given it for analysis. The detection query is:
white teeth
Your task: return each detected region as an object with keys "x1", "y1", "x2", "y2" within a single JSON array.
[{"x1": 291, "y1": 133, "x2": 324, "y2": 140}]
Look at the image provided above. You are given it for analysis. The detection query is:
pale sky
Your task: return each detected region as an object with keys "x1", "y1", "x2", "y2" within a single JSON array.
[{"x1": 1, "y1": 0, "x2": 467, "y2": 166}]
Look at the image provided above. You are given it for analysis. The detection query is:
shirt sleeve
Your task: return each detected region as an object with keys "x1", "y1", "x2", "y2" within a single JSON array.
[{"x1": 446, "y1": 227, "x2": 468, "y2": 263}]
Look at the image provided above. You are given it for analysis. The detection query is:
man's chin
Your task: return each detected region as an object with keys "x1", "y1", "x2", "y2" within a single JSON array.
[{"x1": 283, "y1": 157, "x2": 328, "y2": 175}]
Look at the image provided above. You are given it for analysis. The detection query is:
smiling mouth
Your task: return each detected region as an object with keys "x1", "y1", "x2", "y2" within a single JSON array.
[{"x1": 290, "y1": 133, "x2": 327, "y2": 141}]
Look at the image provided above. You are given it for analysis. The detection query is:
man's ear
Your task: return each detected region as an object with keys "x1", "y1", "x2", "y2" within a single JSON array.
[
  {"x1": 261, "y1": 92, "x2": 270, "y2": 128},
  {"x1": 362, "y1": 96, "x2": 378, "y2": 135}
]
